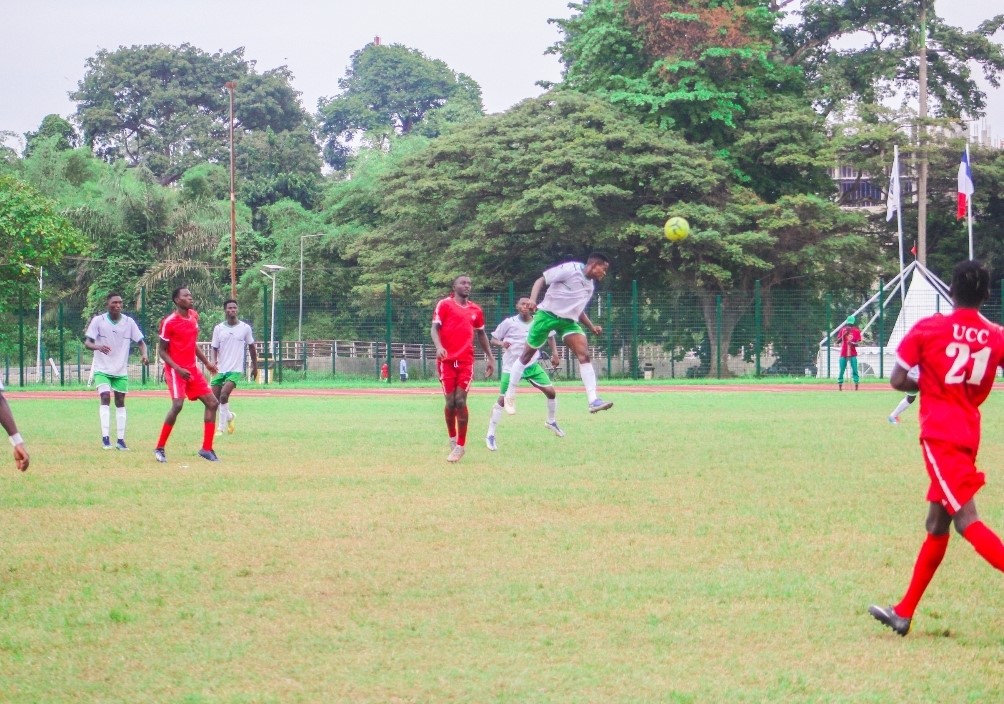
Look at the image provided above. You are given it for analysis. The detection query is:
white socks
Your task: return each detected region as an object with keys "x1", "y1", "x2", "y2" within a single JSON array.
[
  {"x1": 116, "y1": 407, "x2": 126, "y2": 440},
  {"x1": 488, "y1": 403, "x2": 504, "y2": 435},
  {"x1": 101, "y1": 405, "x2": 127, "y2": 439},
  {"x1": 891, "y1": 396, "x2": 913, "y2": 419},
  {"x1": 505, "y1": 360, "x2": 527, "y2": 396},
  {"x1": 99, "y1": 405, "x2": 110, "y2": 437},
  {"x1": 580, "y1": 362, "x2": 598, "y2": 403},
  {"x1": 219, "y1": 402, "x2": 231, "y2": 430},
  {"x1": 547, "y1": 398, "x2": 557, "y2": 422}
]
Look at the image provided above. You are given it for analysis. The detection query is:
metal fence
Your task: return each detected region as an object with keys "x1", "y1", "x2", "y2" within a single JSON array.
[{"x1": 2, "y1": 280, "x2": 1001, "y2": 386}]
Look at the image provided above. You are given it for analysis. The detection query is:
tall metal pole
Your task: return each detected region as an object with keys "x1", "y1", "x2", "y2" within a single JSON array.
[
  {"x1": 36, "y1": 267, "x2": 42, "y2": 382},
  {"x1": 917, "y1": 1, "x2": 928, "y2": 266},
  {"x1": 270, "y1": 272, "x2": 277, "y2": 358},
  {"x1": 226, "y1": 81, "x2": 238, "y2": 298}
]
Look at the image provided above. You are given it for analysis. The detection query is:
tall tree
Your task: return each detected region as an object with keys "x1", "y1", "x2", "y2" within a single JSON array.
[
  {"x1": 318, "y1": 42, "x2": 484, "y2": 169},
  {"x1": 24, "y1": 115, "x2": 78, "y2": 158},
  {"x1": 0, "y1": 174, "x2": 89, "y2": 311},
  {"x1": 72, "y1": 44, "x2": 313, "y2": 185}
]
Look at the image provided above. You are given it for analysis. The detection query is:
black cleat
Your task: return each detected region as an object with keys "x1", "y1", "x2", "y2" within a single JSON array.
[
  {"x1": 868, "y1": 604, "x2": 911, "y2": 636},
  {"x1": 154, "y1": 448, "x2": 167, "y2": 463},
  {"x1": 198, "y1": 449, "x2": 220, "y2": 462}
]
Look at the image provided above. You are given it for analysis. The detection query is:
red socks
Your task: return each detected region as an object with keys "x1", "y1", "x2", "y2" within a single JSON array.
[
  {"x1": 456, "y1": 405, "x2": 469, "y2": 446},
  {"x1": 963, "y1": 521, "x2": 1004, "y2": 572},
  {"x1": 895, "y1": 533, "x2": 949, "y2": 618},
  {"x1": 202, "y1": 422, "x2": 215, "y2": 452},
  {"x1": 156, "y1": 423, "x2": 173, "y2": 449},
  {"x1": 444, "y1": 407, "x2": 457, "y2": 443}
]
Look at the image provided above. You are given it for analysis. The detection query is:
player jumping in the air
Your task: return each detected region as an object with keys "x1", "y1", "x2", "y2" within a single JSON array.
[
  {"x1": 211, "y1": 299, "x2": 258, "y2": 436},
  {"x1": 155, "y1": 287, "x2": 220, "y2": 463},
  {"x1": 83, "y1": 292, "x2": 149, "y2": 450},
  {"x1": 486, "y1": 297, "x2": 563, "y2": 451},
  {"x1": 869, "y1": 260, "x2": 1004, "y2": 636},
  {"x1": 431, "y1": 275, "x2": 495, "y2": 463},
  {"x1": 503, "y1": 253, "x2": 611, "y2": 415}
]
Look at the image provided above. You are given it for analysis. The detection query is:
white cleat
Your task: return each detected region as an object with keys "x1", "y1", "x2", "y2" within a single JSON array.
[
  {"x1": 503, "y1": 393, "x2": 516, "y2": 415},
  {"x1": 486, "y1": 434, "x2": 497, "y2": 451},
  {"x1": 447, "y1": 445, "x2": 466, "y2": 463},
  {"x1": 544, "y1": 420, "x2": 565, "y2": 437}
]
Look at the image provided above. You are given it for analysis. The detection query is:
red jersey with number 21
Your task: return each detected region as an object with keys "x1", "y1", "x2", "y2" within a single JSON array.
[
  {"x1": 433, "y1": 296, "x2": 485, "y2": 364},
  {"x1": 896, "y1": 308, "x2": 1004, "y2": 451}
]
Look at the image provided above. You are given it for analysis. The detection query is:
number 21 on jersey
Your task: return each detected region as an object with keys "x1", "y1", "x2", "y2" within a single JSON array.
[{"x1": 945, "y1": 343, "x2": 991, "y2": 385}]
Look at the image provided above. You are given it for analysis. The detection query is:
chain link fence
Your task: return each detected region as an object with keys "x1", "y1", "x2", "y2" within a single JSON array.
[{"x1": 2, "y1": 279, "x2": 999, "y2": 386}]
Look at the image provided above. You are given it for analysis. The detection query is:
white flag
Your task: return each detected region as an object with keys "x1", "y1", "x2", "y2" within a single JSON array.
[{"x1": 886, "y1": 149, "x2": 901, "y2": 222}]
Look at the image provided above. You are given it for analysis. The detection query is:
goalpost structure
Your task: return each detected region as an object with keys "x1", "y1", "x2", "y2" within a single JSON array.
[{"x1": 816, "y1": 260, "x2": 951, "y2": 379}]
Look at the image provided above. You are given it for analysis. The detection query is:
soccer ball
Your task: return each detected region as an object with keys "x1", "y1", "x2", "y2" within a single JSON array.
[{"x1": 664, "y1": 216, "x2": 690, "y2": 242}]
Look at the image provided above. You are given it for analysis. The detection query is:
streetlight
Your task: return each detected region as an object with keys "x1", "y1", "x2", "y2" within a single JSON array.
[
  {"x1": 260, "y1": 265, "x2": 285, "y2": 358},
  {"x1": 299, "y1": 233, "x2": 324, "y2": 343},
  {"x1": 25, "y1": 265, "x2": 42, "y2": 381},
  {"x1": 225, "y1": 80, "x2": 238, "y2": 299}
]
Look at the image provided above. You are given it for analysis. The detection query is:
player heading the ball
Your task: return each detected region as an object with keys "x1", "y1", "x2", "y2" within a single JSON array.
[{"x1": 503, "y1": 253, "x2": 613, "y2": 416}]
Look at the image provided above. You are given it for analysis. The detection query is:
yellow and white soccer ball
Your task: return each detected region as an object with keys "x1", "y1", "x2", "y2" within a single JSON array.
[{"x1": 664, "y1": 216, "x2": 690, "y2": 242}]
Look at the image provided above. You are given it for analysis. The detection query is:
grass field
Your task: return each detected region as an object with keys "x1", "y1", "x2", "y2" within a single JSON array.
[{"x1": 3, "y1": 386, "x2": 1004, "y2": 702}]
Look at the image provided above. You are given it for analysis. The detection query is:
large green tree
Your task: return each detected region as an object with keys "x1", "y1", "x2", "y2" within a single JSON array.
[
  {"x1": 72, "y1": 44, "x2": 313, "y2": 186},
  {"x1": 0, "y1": 175, "x2": 89, "y2": 312},
  {"x1": 318, "y1": 42, "x2": 484, "y2": 169}
]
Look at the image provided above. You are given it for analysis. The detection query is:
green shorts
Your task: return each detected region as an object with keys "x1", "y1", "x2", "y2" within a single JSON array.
[
  {"x1": 526, "y1": 310, "x2": 585, "y2": 349},
  {"x1": 499, "y1": 362, "x2": 552, "y2": 394},
  {"x1": 211, "y1": 371, "x2": 244, "y2": 387},
  {"x1": 93, "y1": 372, "x2": 128, "y2": 394}
]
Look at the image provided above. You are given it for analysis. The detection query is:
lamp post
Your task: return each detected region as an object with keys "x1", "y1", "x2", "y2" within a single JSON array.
[
  {"x1": 26, "y1": 265, "x2": 42, "y2": 381},
  {"x1": 225, "y1": 80, "x2": 238, "y2": 298},
  {"x1": 260, "y1": 265, "x2": 285, "y2": 357},
  {"x1": 299, "y1": 233, "x2": 324, "y2": 343}
]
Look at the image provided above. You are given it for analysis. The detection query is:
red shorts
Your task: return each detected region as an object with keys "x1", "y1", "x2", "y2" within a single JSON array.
[
  {"x1": 165, "y1": 366, "x2": 212, "y2": 401},
  {"x1": 921, "y1": 439, "x2": 986, "y2": 514},
  {"x1": 438, "y1": 359, "x2": 474, "y2": 395}
]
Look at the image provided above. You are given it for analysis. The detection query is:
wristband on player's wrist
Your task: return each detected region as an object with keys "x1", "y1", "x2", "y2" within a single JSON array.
[{"x1": 9, "y1": 433, "x2": 23, "y2": 446}]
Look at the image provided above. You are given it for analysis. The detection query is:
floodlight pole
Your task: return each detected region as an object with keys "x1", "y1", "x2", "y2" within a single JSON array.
[{"x1": 225, "y1": 80, "x2": 238, "y2": 298}]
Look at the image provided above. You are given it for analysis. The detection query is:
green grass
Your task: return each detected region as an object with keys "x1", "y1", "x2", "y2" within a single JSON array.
[{"x1": 3, "y1": 389, "x2": 1004, "y2": 702}]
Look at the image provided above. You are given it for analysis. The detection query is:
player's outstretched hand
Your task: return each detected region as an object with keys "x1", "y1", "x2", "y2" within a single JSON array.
[
  {"x1": 592, "y1": 325, "x2": 603, "y2": 335},
  {"x1": 12, "y1": 444, "x2": 28, "y2": 472}
]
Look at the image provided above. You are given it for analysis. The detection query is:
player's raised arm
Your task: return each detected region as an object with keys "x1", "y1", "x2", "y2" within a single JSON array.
[{"x1": 528, "y1": 276, "x2": 546, "y2": 308}]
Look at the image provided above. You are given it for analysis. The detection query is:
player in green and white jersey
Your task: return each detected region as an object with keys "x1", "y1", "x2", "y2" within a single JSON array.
[
  {"x1": 503, "y1": 253, "x2": 612, "y2": 415},
  {"x1": 210, "y1": 299, "x2": 258, "y2": 435},
  {"x1": 485, "y1": 297, "x2": 563, "y2": 451},
  {"x1": 83, "y1": 292, "x2": 149, "y2": 450}
]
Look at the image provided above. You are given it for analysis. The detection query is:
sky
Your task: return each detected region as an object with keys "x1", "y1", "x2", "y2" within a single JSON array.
[{"x1": 0, "y1": 0, "x2": 1001, "y2": 149}]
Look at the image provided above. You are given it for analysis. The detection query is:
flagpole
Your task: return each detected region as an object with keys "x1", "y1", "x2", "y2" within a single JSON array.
[
  {"x1": 966, "y1": 142, "x2": 974, "y2": 260},
  {"x1": 894, "y1": 145, "x2": 905, "y2": 306}
]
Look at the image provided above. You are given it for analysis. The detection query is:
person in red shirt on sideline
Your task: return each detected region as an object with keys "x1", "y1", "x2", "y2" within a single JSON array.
[
  {"x1": 836, "y1": 315, "x2": 861, "y2": 390},
  {"x1": 155, "y1": 287, "x2": 220, "y2": 463},
  {"x1": 870, "y1": 260, "x2": 1004, "y2": 636},
  {"x1": 430, "y1": 275, "x2": 495, "y2": 463}
]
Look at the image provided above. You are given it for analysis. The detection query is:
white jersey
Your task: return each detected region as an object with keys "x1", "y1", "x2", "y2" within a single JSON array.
[
  {"x1": 538, "y1": 262, "x2": 595, "y2": 321},
  {"x1": 85, "y1": 313, "x2": 144, "y2": 377},
  {"x1": 492, "y1": 315, "x2": 555, "y2": 373},
  {"x1": 212, "y1": 321, "x2": 255, "y2": 374}
]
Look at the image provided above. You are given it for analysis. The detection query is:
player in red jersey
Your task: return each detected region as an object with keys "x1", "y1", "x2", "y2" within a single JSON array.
[
  {"x1": 869, "y1": 260, "x2": 1004, "y2": 636},
  {"x1": 154, "y1": 287, "x2": 220, "y2": 463},
  {"x1": 431, "y1": 275, "x2": 495, "y2": 463}
]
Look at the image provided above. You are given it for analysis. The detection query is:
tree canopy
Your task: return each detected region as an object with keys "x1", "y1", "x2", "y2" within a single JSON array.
[{"x1": 318, "y1": 42, "x2": 485, "y2": 169}]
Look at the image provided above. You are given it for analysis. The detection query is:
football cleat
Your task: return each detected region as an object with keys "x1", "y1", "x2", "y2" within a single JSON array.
[
  {"x1": 116, "y1": 439, "x2": 129, "y2": 451},
  {"x1": 888, "y1": 415, "x2": 899, "y2": 425},
  {"x1": 447, "y1": 445, "x2": 466, "y2": 463},
  {"x1": 198, "y1": 449, "x2": 220, "y2": 462},
  {"x1": 154, "y1": 448, "x2": 167, "y2": 463},
  {"x1": 102, "y1": 436, "x2": 112, "y2": 450},
  {"x1": 868, "y1": 604, "x2": 911, "y2": 636},
  {"x1": 503, "y1": 393, "x2": 516, "y2": 415},
  {"x1": 227, "y1": 412, "x2": 236, "y2": 435},
  {"x1": 486, "y1": 435, "x2": 497, "y2": 451},
  {"x1": 544, "y1": 420, "x2": 566, "y2": 437},
  {"x1": 588, "y1": 399, "x2": 613, "y2": 414}
]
